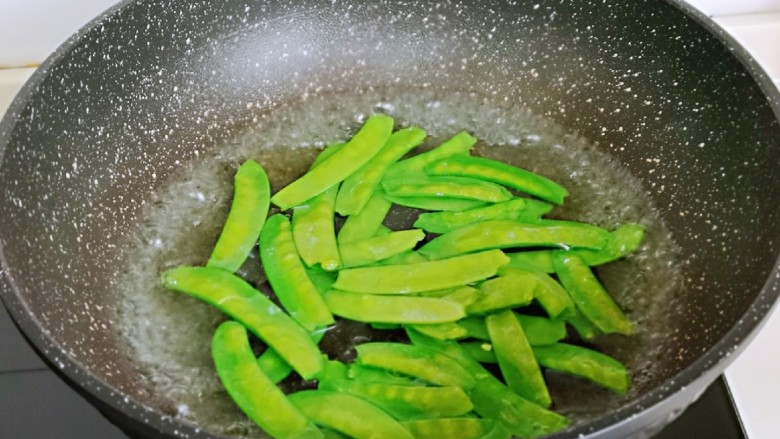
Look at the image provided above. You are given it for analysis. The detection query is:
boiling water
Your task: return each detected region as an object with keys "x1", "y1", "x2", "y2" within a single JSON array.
[{"x1": 115, "y1": 88, "x2": 681, "y2": 437}]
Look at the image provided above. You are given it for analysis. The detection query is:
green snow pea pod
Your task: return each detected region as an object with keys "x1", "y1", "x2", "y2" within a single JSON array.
[
  {"x1": 553, "y1": 252, "x2": 633, "y2": 335},
  {"x1": 407, "y1": 322, "x2": 469, "y2": 340},
  {"x1": 320, "y1": 379, "x2": 473, "y2": 420},
  {"x1": 467, "y1": 271, "x2": 537, "y2": 315},
  {"x1": 305, "y1": 266, "x2": 338, "y2": 294},
  {"x1": 383, "y1": 131, "x2": 476, "y2": 181},
  {"x1": 347, "y1": 364, "x2": 426, "y2": 386},
  {"x1": 161, "y1": 266, "x2": 323, "y2": 379},
  {"x1": 332, "y1": 249, "x2": 509, "y2": 294},
  {"x1": 459, "y1": 316, "x2": 490, "y2": 340},
  {"x1": 256, "y1": 330, "x2": 326, "y2": 384},
  {"x1": 425, "y1": 155, "x2": 569, "y2": 205},
  {"x1": 420, "y1": 285, "x2": 480, "y2": 308},
  {"x1": 337, "y1": 191, "x2": 392, "y2": 244},
  {"x1": 260, "y1": 214, "x2": 334, "y2": 331},
  {"x1": 384, "y1": 193, "x2": 488, "y2": 211},
  {"x1": 370, "y1": 322, "x2": 402, "y2": 330},
  {"x1": 321, "y1": 429, "x2": 349, "y2": 439},
  {"x1": 355, "y1": 342, "x2": 476, "y2": 388},
  {"x1": 271, "y1": 114, "x2": 394, "y2": 210},
  {"x1": 516, "y1": 314, "x2": 567, "y2": 346},
  {"x1": 288, "y1": 390, "x2": 414, "y2": 439},
  {"x1": 498, "y1": 267, "x2": 574, "y2": 318},
  {"x1": 383, "y1": 175, "x2": 513, "y2": 204},
  {"x1": 503, "y1": 223, "x2": 647, "y2": 273},
  {"x1": 419, "y1": 219, "x2": 609, "y2": 259},
  {"x1": 211, "y1": 322, "x2": 322, "y2": 439},
  {"x1": 406, "y1": 329, "x2": 569, "y2": 437},
  {"x1": 339, "y1": 229, "x2": 425, "y2": 268},
  {"x1": 413, "y1": 198, "x2": 550, "y2": 234},
  {"x1": 318, "y1": 358, "x2": 350, "y2": 387},
  {"x1": 206, "y1": 160, "x2": 271, "y2": 273},
  {"x1": 402, "y1": 418, "x2": 510, "y2": 439},
  {"x1": 323, "y1": 289, "x2": 465, "y2": 323},
  {"x1": 373, "y1": 249, "x2": 428, "y2": 266},
  {"x1": 564, "y1": 308, "x2": 601, "y2": 341},
  {"x1": 486, "y1": 310, "x2": 551, "y2": 407},
  {"x1": 335, "y1": 126, "x2": 426, "y2": 216},
  {"x1": 291, "y1": 144, "x2": 344, "y2": 271},
  {"x1": 533, "y1": 343, "x2": 630, "y2": 393},
  {"x1": 460, "y1": 341, "x2": 497, "y2": 363}
]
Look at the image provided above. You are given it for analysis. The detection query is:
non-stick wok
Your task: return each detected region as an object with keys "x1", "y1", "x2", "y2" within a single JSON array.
[{"x1": 1, "y1": 0, "x2": 780, "y2": 438}]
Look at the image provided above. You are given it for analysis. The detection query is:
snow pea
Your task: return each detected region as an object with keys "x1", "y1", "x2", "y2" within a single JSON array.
[
  {"x1": 383, "y1": 175, "x2": 513, "y2": 204},
  {"x1": 419, "y1": 285, "x2": 480, "y2": 308},
  {"x1": 332, "y1": 249, "x2": 509, "y2": 294},
  {"x1": 256, "y1": 330, "x2": 326, "y2": 384},
  {"x1": 384, "y1": 193, "x2": 488, "y2": 211},
  {"x1": 516, "y1": 314, "x2": 567, "y2": 346},
  {"x1": 383, "y1": 131, "x2": 476, "y2": 181},
  {"x1": 419, "y1": 219, "x2": 610, "y2": 259},
  {"x1": 347, "y1": 364, "x2": 426, "y2": 386},
  {"x1": 355, "y1": 342, "x2": 476, "y2": 388},
  {"x1": 486, "y1": 310, "x2": 551, "y2": 407},
  {"x1": 413, "y1": 198, "x2": 551, "y2": 234},
  {"x1": 504, "y1": 223, "x2": 646, "y2": 273},
  {"x1": 335, "y1": 126, "x2": 426, "y2": 216},
  {"x1": 161, "y1": 266, "x2": 323, "y2": 379},
  {"x1": 553, "y1": 252, "x2": 633, "y2": 335},
  {"x1": 288, "y1": 390, "x2": 414, "y2": 439},
  {"x1": 533, "y1": 343, "x2": 630, "y2": 393},
  {"x1": 305, "y1": 266, "x2": 338, "y2": 294},
  {"x1": 337, "y1": 191, "x2": 392, "y2": 244},
  {"x1": 459, "y1": 316, "x2": 490, "y2": 340},
  {"x1": 338, "y1": 229, "x2": 425, "y2": 268},
  {"x1": 564, "y1": 308, "x2": 600, "y2": 341},
  {"x1": 318, "y1": 358, "x2": 350, "y2": 386},
  {"x1": 467, "y1": 271, "x2": 537, "y2": 315},
  {"x1": 211, "y1": 322, "x2": 322, "y2": 439},
  {"x1": 259, "y1": 214, "x2": 334, "y2": 331},
  {"x1": 460, "y1": 341, "x2": 497, "y2": 364},
  {"x1": 498, "y1": 267, "x2": 574, "y2": 318},
  {"x1": 323, "y1": 289, "x2": 465, "y2": 323},
  {"x1": 373, "y1": 249, "x2": 428, "y2": 266},
  {"x1": 206, "y1": 160, "x2": 270, "y2": 273},
  {"x1": 407, "y1": 322, "x2": 469, "y2": 340},
  {"x1": 402, "y1": 418, "x2": 510, "y2": 439},
  {"x1": 271, "y1": 114, "x2": 394, "y2": 210},
  {"x1": 406, "y1": 329, "x2": 569, "y2": 437},
  {"x1": 425, "y1": 155, "x2": 569, "y2": 205},
  {"x1": 320, "y1": 379, "x2": 473, "y2": 420}
]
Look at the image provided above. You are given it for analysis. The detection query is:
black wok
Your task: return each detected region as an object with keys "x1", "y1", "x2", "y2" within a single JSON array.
[{"x1": 1, "y1": 0, "x2": 780, "y2": 438}]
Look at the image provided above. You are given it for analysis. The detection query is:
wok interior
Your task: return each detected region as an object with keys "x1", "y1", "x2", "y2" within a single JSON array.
[{"x1": 1, "y1": 0, "x2": 780, "y2": 436}]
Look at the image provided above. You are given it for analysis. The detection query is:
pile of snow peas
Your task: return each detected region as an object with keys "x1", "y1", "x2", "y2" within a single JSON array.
[{"x1": 161, "y1": 114, "x2": 646, "y2": 439}]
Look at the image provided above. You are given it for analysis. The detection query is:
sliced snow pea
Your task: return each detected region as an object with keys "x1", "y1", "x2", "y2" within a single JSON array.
[
  {"x1": 339, "y1": 229, "x2": 425, "y2": 268},
  {"x1": 419, "y1": 219, "x2": 609, "y2": 259},
  {"x1": 291, "y1": 144, "x2": 343, "y2": 271},
  {"x1": 355, "y1": 342, "x2": 476, "y2": 388},
  {"x1": 413, "y1": 198, "x2": 550, "y2": 234},
  {"x1": 516, "y1": 314, "x2": 567, "y2": 346},
  {"x1": 337, "y1": 191, "x2": 392, "y2": 244},
  {"x1": 323, "y1": 289, "x2": 465, "y2": 323},
  {"x1": 503, "y1": 223, "x2": 647, "y2": 273},
  {"x1": 383, "y1": 131, "x2": 476, "y2": 181},
  {"x1": 498, "y1": 267, "x2": 574, "y2": 318},
  {"x1": 553, "y1": 252, "x2": 633, "y2": 335},
  {"x1": 533, "y1": 343, "x2": 630, "y2": 393},
  {"x1": 467, "y1": 271, "x2": 537, "y2": 315},
  {"x1": 288, "y1": 390, "x2": 414, "y2": 439},
  {"x1": 564, "y1": 308, "x2": 601, "y2": 341},
  {"x1": 211, "y1": 322, "x2": 323, "y2": 439},
  {"x1": 206, "y1": 160, "x2": 271, "y2": 273},
  {"x1": 383, "y1": 175, "x2": 513, "y2": 204},
  {"x1": 407, "y1": 322, "x2": 469, "y2": 340},
  {"x1": 271, "y1": 114, "x2": 394, "y2": 210},
  {"x1": 335, "y1": 126, "x2": 426, "y2": 216},
  {"x1": 333, "y1": 249, "x2": 509, "y2": 294},
  {"x1": 384, "y1": 193, "x2": 487, "y2": 211},
  {"x1": 347, "y1": 364, "x2": 426, "y2": 386},
  {"x1": 487, "y1": 310, "x2": 551, "y2": 407},
  {"x1": 320, "y1": 379, "x2": 473, "y2": 420},
  {"x1": 402, "y1": 418, "x2": 510, "y2": 439},
  {"x1": 259, "y1": 214, "x2": 334, "y2": 331},
  {"x1": 425, "y1": 155, "x2": 569, "y2": 205},
  {"x1": 161, "y1": 266, "x2": 323, "y2": 379},
  {"x1": 406, "y1": 329, "x2": 569, "y2": 437},
  {"x1": 256, "y1": 330, "x2": 326, "y2": 384},
  {"x1": 460, "y1": 341, "x2": 497, "y2": 364}
]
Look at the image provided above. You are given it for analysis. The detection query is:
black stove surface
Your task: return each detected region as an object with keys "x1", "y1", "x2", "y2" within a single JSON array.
[{"x1": 0, "y1": 304, "x2": 745, "y2": 439}]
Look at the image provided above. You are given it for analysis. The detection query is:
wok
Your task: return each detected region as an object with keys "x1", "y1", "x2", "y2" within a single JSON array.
[{"x1": 1, "y1": 0, "x2": 780, "y2": 438}]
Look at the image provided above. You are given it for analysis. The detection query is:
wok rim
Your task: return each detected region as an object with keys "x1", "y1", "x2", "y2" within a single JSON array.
[{"x1": 1, "y1": 0, "x2": 779, "y2": 437}]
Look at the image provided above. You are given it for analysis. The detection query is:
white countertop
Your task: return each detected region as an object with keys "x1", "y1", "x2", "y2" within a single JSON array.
[{"x1": 1, "y1": 1, "x2": 779, "y2": 438}]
